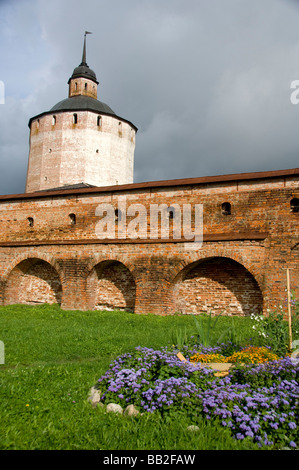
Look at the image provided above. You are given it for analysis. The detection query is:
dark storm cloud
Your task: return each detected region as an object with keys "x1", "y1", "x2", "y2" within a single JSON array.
[{"x1": 0, "y1": 0, "x2": 299, "y2": 195}]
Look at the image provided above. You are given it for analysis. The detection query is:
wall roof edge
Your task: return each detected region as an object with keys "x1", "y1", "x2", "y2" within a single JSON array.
[{"x1": 1, "y1": 167, "x2": 298, "y2": 201}]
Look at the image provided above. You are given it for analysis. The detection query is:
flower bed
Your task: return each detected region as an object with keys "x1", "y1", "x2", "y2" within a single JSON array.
[{"x1": 94, "y1": 344, "x2": 299, "y2": 449}]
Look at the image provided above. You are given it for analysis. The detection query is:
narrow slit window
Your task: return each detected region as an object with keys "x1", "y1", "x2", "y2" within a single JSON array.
[
  {"x1": 115, "y1": 209, "x2": 122, "y2": 222},
  {"x1": 221, "y1": 202, "x2": 231, "y2": 215},
  {"x1": 52, "y1": 115, "x2": 56, "y2": 125},
  {"x1": 69, "y1": 213, "x2": 76, "y2": 225},
  {"x1": 290, "y1": 198, "x2": 299, "y2": 213},
  {"x1": 73, "y1": 113, "x2": 78, "y2": 124},
  {"x1": 85, "y1": 82, "x2": 88, "y2": 90},
  {"x1": 167, "y1": 206, "x2": 175, "y2": 219},
  {"x1": 27, "y1": 217, "x2": 34, "y2": 227},
  {"x1": 97, "y1": 115, "x2": 102, "y2": 126},
  {"x1": 75, "y1": 82, "x2": 78, "y2": 91}
]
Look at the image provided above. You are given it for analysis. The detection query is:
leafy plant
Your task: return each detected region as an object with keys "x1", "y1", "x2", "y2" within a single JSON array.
[
  {"x1": 170, "y1": 327, "x2": 189, "y2": 348},
  {"x1": 216, "y1": 317, "x2": 242, "y2": 350},
  {"x1": 191, "y1": 311, "x2": 222, "y2": 347},
  {"x1": 290, "y1": 293, "x2": 299, "y2": 344},
  {"x1": 250, "y1": 311, "x2": 289, "y2": 356}
]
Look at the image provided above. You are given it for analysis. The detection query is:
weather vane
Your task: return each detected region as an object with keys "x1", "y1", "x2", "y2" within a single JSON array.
[{"x1": 81, "y1": 31, "x2": 93, "y2": 66}]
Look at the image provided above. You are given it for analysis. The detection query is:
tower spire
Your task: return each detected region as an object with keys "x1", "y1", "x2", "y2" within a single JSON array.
[
  {"x1": 68, "y1": 31, "x2": 98, "y2": 88},
  {"x1": 80, "y1": 31, "x2": 92, "y2": 66}
]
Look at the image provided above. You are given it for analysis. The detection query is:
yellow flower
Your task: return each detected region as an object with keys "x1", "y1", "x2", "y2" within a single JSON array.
[
  {"x1": 25, "y1": 404, "x2": 29, "y2": 407},
  {"x1": 190, "y1": 346, "x2": 280, "y2": 365},
  {"x1": 226, "y1": 346, "x2": 280, "y2": 364},
  {"x1": 190, "y1": 353, "x2": 227, "y2": 363}
]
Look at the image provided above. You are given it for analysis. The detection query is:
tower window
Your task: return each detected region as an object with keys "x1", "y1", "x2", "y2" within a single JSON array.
[
  {"x1": 85, "y1": 82, "x2": 88, "y2": 90},
  {"x1": 75, "y1": 82, "x2": 78, "y2": 91},
  {"x1": 118, "y1": 121, "x2": 122, "y2": 137},
  {"x1": 52, "y1": 115, "x2": 56, "y2": 125},
  {"x1": 27, "y1": 217, "x2": 34, "y2": 227},
  {"x1": 97, "y1": 116, "x2": 102, "y2": 126},
  {"x1": 36, "y1": 119, "x2": 40, "y2": 129},
  {"x1": 221, "y1": 202, "x2": 231, "y2": 215},
  {"x1": 69, "y1": 213, "x2": 76, "y2": 225},
  {"x1": 73, "y1": 113, "x2": 78, "y2": 124},
  {"x1": 290, "y1": 198, "x2": 299, "y2": 213}
]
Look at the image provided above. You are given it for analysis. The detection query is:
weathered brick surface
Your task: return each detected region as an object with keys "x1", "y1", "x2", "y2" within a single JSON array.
[
  {"x1": 92, "y1": 260, "x2": 136, "y2": 311},
  {"x1": 0, "y1": 170, "x2": 298, "y2": 316},
  {"x1": 68, "y1": 77, "x2": 97, "y2": 99},
  {"x1": 5, "y1": 258, "x2": 62, "y2": 305},
  {"x1": 173, "y1": 257, "x2": 263, "y2": 316},
  {"x1": 26, "y1": 111, "x2": 136, "y2": 192}
]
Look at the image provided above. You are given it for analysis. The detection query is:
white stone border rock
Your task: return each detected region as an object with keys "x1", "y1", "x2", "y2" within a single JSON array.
[
  {"x1": 88, "y1": 387, "x2": 140, "y2": 416},
  {"x1": 88, "y1": 386, "x2": 201, "y2": 432}
]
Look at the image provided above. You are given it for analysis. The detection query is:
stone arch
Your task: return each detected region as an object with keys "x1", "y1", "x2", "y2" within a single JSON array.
[
  {"x1": 176, "y1": 247, "x2": 265, "y2": 292},
  {"x1": 172, "y1": 256, "x2": 263, "y2": 316},
  {"x1": 4, "y1": 258, "x2": 62, "y2": 306},
  {"x1": 2, "y1": 252, "x2": 63, "y2": 283},
  {"x1": 87, "y1": 260, "x2": 136, "y2": 312}
]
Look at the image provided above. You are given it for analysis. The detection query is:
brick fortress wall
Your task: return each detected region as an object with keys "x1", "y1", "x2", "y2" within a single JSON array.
[{"x1": 0, "y1": 169, "x2": 298, "y2": 316}]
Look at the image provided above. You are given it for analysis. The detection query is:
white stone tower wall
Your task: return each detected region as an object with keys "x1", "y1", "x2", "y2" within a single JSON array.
[{"x1": 26, "y1": 111, "x2": 136, "y2": 193}]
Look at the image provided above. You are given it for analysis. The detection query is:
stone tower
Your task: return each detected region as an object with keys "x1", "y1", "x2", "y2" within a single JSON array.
[{"x1": 25, "y1": 33, "x2": 137, "y2": 193}]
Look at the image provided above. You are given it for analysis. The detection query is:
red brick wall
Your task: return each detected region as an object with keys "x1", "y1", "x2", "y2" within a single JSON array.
[
  {"x1": 88, "y1": 260, "x2": 136, "y2": 311},
  {"x1": 4, "y1": 258, "x2": 62, "y2": 305},
  {"x1": 0, "y1": 173, "x2": 298, "y2": 316},
  {"x1": 173, "y1": 257, "x2": 263, "y2": 316}
]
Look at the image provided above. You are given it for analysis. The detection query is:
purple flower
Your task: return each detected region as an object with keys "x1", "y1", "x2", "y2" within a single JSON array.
[{"x1": 96, "y1": 344, "x2": 299, "y2": 448}]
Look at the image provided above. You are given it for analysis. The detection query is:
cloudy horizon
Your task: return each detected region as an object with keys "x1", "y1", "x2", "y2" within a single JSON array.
[{"x1": 1, "y1": 0, "x2": 299, "y2": 195}]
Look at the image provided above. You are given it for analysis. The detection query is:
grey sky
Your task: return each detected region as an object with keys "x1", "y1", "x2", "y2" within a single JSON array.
[{"x1": 0, "y1": 0, "x2": 299, "y2": 195}]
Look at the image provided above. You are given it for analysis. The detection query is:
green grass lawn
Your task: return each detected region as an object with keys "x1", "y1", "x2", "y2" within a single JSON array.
[{"x1": 0, "y1": 304, "x2": 262, "y2": 450}]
